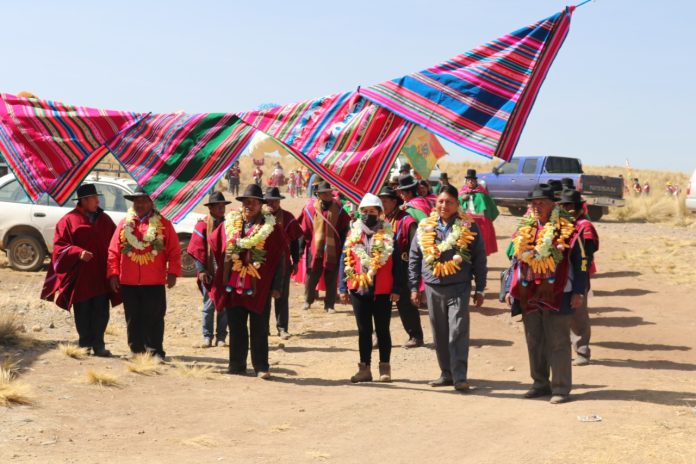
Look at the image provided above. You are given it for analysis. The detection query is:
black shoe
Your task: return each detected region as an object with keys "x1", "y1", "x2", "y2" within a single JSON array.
[
  {"x1": 92, "y1": 347, "x2": 112, "y2": 357},
  {"x1": 524, "y1": 387, "x2": 552, "y2": 398},
  {"x1": 429, "y1": 376, "x2": 454, "y2": 387},
  {"x1": 228, "y1": 368, "x2": 247, "y2": 376}
]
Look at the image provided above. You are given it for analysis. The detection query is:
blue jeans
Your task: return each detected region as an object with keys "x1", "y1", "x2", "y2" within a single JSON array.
[{"x1": 202, "y1": 286, "x2": 228, "y2": 340}]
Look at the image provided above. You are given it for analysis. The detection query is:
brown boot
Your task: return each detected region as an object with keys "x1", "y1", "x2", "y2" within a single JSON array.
[
  {"x1": 378, "y1": 362, "x2": 391, "y2": 382},
  {"x1": 350, "y1": 363, "x2": 372, "y2": 383}
]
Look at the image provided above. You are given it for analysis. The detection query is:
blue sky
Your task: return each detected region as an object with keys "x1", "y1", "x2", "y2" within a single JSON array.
[{"x1": 3, "y1": 0, "x2": 692, "y2": 172}]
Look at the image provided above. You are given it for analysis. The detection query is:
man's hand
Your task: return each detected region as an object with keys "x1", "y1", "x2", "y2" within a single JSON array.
[
  {"x1": 197, "y1": 271, "x2": 211, "y2": 284},
  {"x1": 272, "y1": 290, "x2": 281, "y2": 299},
  {"x1": 79, "y1": 250, "x2": 94, "y2": 262},
  {"x1": 167, "y1": 274, "x2": 177, "y2": 289},
  {"x1": 504, "y1": 293, "x2": 513, "y2": 307},
  {"x1": 390, "y1": 293, "x2": 400, "y2": 303},
  {"x1": 339, "y1": 293, "x2": 349, "y2": 304},
  {"x1": 410, "y1": 291, "x2": 420, "y2": 307},
  {"x1": 570, "y1": 293, "x2": 584, "y2": 310},
  {"x1": 109, "y1": 276, "x2": 120, "y2": 293},
  {"x1": 472, "y1": 292, "x2": 484, "y2": 308}
]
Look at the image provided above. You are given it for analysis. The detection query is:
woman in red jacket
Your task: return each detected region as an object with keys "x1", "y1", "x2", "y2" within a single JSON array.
[{"x1": 339, "y1": 194, "x2": 400, "y2": 383}]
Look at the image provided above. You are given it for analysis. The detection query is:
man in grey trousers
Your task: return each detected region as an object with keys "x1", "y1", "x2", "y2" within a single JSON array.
[{"x1": 409, "y1": 185, "x2": 487, "y2": 392}]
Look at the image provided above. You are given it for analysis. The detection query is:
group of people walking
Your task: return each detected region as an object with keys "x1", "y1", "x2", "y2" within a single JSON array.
[{"x1": 41, "y1": 165, "x2": 598, "y2": 403}]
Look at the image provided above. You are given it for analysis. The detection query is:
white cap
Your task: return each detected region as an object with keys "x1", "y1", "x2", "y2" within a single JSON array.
[{"x1": 358, "y1": 193, "x2": 383, "y2": 211}]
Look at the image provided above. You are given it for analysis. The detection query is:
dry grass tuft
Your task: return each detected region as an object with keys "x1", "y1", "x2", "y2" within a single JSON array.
[
  {"x1": 0, "y1": 361, "x2": 33, "y2": 407},
  {"x1": 181, "y1": 435, "x2": 218, "y2": 449},
  {"x1": 0, "y1": 310, "x2": 25, "y2": 346},
  {"x1": 617, "y1": 237, "x2": 696, "y2": 288},
  {"x1": 84, "y1": 369, "x2": 121, "y2": 388},
  {"x1": 174, "y1": 362, "x2": 216, "y2": 379},
  {"x1": 126, "y1": 353, "x2": 162, "y2": 376},
  {"x1": 104, "y1": 324, "x2": 120, "y2": 336},
  {"x1": 58, "y1": 343, "x2": 90, "y2": 360}
]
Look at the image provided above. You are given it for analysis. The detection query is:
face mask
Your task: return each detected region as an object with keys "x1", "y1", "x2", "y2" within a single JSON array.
[
  {"x1": 321, "y1": 200, "x2": 333, "y2": 210},
  {"x1": 361, "y1": 214, "x2": 379, "y2": 228}
]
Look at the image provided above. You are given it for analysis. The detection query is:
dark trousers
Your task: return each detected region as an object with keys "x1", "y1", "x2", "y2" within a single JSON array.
[
  {"x1": 121, "y1": 285, "x2": 167, "y2": 357},
  {"x1": 273, "y1": 272, "x2": 292, "y2": 332},
  {"x1": 395, "y1": 260, "x2": 424, "y2": 340},
  {"x1": 72, "y1": 293, "x2": 110, "y2": 350},
  {"x1": 351, "y1": 293, "x2": 392, "y2": 364},
  {"x1": 227, "y1": 299, "x2": 271, "y2": 373},
  {"x1": 305, "y1": 257, "x2": 339, "y2": 310},
  {"x1": 522, "y1": 309, "x2": 572, "y2": 395}
]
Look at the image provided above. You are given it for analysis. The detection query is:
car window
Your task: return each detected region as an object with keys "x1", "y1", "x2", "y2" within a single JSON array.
[
  {"x1": 0, "y1": 180, "x2": 32, "y2": 204},
  {"x1": 497, "y1": 159, "x2": 520, "y2": 174},
  {"x1": 544, "y1": 157, "x2": 583, "y2": 174},
  {"x1": 94, "y1": 183, "x2": 129, "y2": 212},
  {"x1": 522, "y1": 159, "x2": 538, "y2": 174}
]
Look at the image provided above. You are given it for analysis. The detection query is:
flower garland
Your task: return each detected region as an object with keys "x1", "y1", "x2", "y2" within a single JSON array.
[
  {"x1": 224, "y1": 208, "x2": 275, "y2": 287},
  {"x1": 512, "y1": 206, "x2": 575, "y2": 284},
  {"x1": 120, "y1": 209, "x2": 164, "y2": 265},
  {"x1": 343, "y1": 221, "x2": 394, "y2": 291},
  {"x1": 417, "y1": 212, "x2": 477, "y2": 277}
]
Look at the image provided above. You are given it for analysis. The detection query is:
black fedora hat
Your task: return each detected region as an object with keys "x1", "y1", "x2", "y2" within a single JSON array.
[
  {"x1": 395, "y1": 174, "x2": 418, "y2": 190},
  {"x1": 236, "y1": 184, "x2": 265, "y2": 202},
  {"x1": 558, "y1": 189, "x2": 584, "y2": 206},
  {"x1": 264, "y1": 186, "x2": 285, "y2": 201},
  {"x1": 560, "y1": 177, "x2": 575, "y2": 190},
  {"x1": 399, "y1": 162, "x2": 412, "y2": 174},
  {"x1": 465, "y1": 169, "x2": 478, "y2": 179},
  {"x1": 314, "y1": 181, "x2": 334, "y2": 193},
  {"x1": 204, "y1": 191, "x2": 231, "y2": 206},
  {"x1": 439, "y1": 172, "x2": 449, "y2": 180},
  {"x1": 377, "y1": 186, "x2": 399, "y2": 199},
  {"x1": 526, "y1": 183, "x2": 555, "y2": 201},
  {"x1": 124, "y1": 186, "x2": 151, "y2": 202},
  {"x1": 74, "y1": 183, "x2": 101, "y2": 201}
]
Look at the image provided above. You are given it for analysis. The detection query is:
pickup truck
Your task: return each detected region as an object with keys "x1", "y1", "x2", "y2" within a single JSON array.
[
  {"x1": 478, "y1": 155, "x2": 625, "y2": 221},
  {"x1": 0, "y1": 174, "x2": 203, "y2": 276}
]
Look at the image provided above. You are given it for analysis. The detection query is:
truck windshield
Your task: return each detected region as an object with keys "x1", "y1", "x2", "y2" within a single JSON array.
[
  {"x1": 497, "y1": 159, "x2": 520, "y2": 174},
  {"x1": 544, "y1": 157, "x2": 583, "y2": 174}
]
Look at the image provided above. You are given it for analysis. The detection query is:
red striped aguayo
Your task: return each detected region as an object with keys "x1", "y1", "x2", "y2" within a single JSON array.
[{"x1": 359, "y1": 7, "x2": 574, "y2": 161}]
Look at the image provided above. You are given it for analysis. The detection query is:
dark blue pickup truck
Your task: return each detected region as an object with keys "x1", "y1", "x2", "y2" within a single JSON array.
[{"x1": 478, "y1": 155, "x2": 624, "y2": 221}]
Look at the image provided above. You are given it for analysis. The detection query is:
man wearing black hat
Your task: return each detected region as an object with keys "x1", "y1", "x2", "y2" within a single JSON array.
[
  {"x1": 558, "y1": 189, "x2": 599, "y2": 367},
  {"x1": 459, "y1": 169, "x2": 499, "y2": 256},
  {"x1": 107, "y1": 186, "x2": 182, "y2": 360},
  {"x1": 41, "y1": 184, "x2": 120, "y2": 357},
  {"x1": 208, "y1": 184, "x2": 286, "y2": 378},
  {"x1": 188, "y1": 191, "x2": 231, "y2": 348},
  {"x1": 505, "y1": 184, "x2": 590, "y2": 404},
  {"x1": 399, "y1": 162, "x2": 412, "y2": 176},
  {"x1": 379, "y1": 186, "x2": 424, "y2": 347},
  {"x1": 396, "y1": 174, "x2": 432, "y2": 223},
  {"x1": 264, "y1": 186, "x2": 303, "y2": 339},
  {"x1": 433, "y1": 172, "x2": 451, "y2": 195},
  {"x1": 298, "y1": 181, "x2": 351, "y2": 312}
]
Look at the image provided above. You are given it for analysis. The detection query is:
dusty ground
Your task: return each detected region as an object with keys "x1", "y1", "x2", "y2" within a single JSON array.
[{"x1": 1, "y1": 197, "x2": 695, "y2": 464}]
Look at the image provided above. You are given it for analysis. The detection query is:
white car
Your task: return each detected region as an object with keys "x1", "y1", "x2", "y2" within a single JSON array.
[
  {"x1": 686, "y1": 168, "x2": 696, "y2": 213},
  {"x1": 0, "y1": 174, "x2": 204, "y2": 276}
]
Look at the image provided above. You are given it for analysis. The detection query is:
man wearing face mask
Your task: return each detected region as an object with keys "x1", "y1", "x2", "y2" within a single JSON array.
[{"x1": 298, "y1": 181, "x2": 351, "y2": 313}]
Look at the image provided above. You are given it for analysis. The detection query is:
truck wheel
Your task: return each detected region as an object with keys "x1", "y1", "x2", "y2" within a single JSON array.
[
  {"x1": 179, "y1": 236, "x2": 196, "y2": 278},
  {"x1": 587, "y1": 206, "x2": 604, "y2": 222},
  {"x1": 508, "y1": 206, "x2": 527, "y2": 217},
  {"x1": 8, "y1": 235, "x2": 47, "y2": 272}
]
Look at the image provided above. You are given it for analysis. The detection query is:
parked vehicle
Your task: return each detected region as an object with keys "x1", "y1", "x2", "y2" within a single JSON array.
[
  {"x1": 478, "y1": 155, "x2": 625, "y2": 221},
  {"x1": 686, "y1": 168, "x2": 696, "y2": 213},
  {"x1": 0, "y1": 174, "x2": 203, "y2": 275}
]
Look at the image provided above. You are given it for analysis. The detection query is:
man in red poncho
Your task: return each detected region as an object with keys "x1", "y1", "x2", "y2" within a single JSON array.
[
  {"x1": 264, "y1": 186, "x2": 302, "y2": 339},
  {"x1": 187, "y1": 191, "x2": 230, "y2": 348},
  {"x1": 107, "y1": 187, "x2": 181, "y2": 360},
  {"x1": 41, "y1": 184, "x2": 120, "y2": 357},
  {"x1": 298, "y1": 181, "x2": 351, "y2": 313},
  {"x1": 209, "y1": 184, "x2": 286, "y2": 379}
]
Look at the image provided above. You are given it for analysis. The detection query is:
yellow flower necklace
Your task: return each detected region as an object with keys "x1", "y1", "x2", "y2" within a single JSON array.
[
  {"x1": 513, "y1": 207, "x2": 575, "y2": 281},
  {"x1": 417, "y1": 212, "x2": 476, "y2": 277},
  {"x1": 343, "y1": 221, "x2": 394, "y2": 291},
  {"x1": 120, "y1": 209, "x2": 164, "y2": 265},
  {"x1": 224, "y1": 208, "x2": 275, "y2": 284}
]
